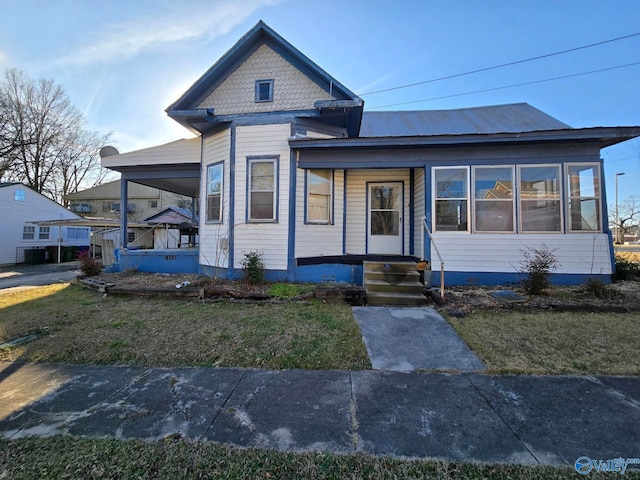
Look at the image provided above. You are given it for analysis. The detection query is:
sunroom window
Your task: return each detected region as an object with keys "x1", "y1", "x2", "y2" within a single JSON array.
[
  {"x1": 434, "y1": 167, "x2": 468, "y2": 231},
  {"x1": 307, "y1": 169, "x2": 332, "y2": 224},
  {"x1": 473, "y1": 166, "x2": 515, "y2": 232},
  {"x1": 567, "y1": 164, "x2": 601, "y2": 231},
  {"x1": 519, "y1": 165, "x2": 562, "y2": 232}
]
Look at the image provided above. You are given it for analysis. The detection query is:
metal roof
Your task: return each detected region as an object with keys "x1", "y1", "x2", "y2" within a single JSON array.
[{"x1": 359, "y1": 103, "x2": 571, "y2": 137}]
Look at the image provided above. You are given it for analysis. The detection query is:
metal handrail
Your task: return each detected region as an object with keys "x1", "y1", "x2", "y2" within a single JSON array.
[{"x1": 421, "y1": 217, "x2": 445, "y2": 301}]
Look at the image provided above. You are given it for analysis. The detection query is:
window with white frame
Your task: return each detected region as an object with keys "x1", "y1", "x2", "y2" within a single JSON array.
[
  {"x1": 567, "y1": 164, "x2": 601, "y2": 231},
  {"x1": 307, "y1": 169, "x2": 332, "y2": 224},
  {"x1": 67, "y1": 227, "x2": 89, "y2": 240},
  {"x1": 519, "y1": 165, "x2": 562, "y2": 232},
  {"x1": 206, "y1": 163, "x2": 223, "y2": 222},
  {"x1": 434, "y1": 167, "x2": 468, "y2": 231},
  {"x1": 473, "y1": 166, "x2": 515, "y2": 232},
  {"x1": 248, "y1": 159, "x2": 276, "y2": 221},
  {"x1": 39, "y1": 226, "x2": 50, "y2": 240},
  {"x1": 14, "y1": 189, "x2": 26, "y2": 202},
  {"x1": 23, "y1": 225, "x2": 35, "y2": 240}
]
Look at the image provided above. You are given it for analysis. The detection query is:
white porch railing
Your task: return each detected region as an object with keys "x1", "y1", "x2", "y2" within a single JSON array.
[{"x1": 421, "y1": 216, "x2": 445, "y2": 301}]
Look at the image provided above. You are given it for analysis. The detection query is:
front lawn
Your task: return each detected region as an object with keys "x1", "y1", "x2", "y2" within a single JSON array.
[
  {"x1": 0, "y1": 284, "x2": 370, "y2": 370},
  {"x1": 1, "y1": 436, "x2": 623, "y2": 480},
  {"x1": 448, "y1": 309, "x2": 640, "y2": 375}
]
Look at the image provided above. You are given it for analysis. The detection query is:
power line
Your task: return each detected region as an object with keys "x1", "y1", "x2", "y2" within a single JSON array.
[
  {"x1": 367, "y1": 61, "x2": 640, "y2": 110},
  {"x1": 360, "y1": 32, "x2": 640, "y2": 96}
]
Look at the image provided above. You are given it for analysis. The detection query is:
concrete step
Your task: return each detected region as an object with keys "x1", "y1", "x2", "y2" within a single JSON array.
[
  {"x1": 364, "y1": 279, "x2": 424, "y2": 294},
  {"x1": 366, "y1": 291, "x2": 427, "y2": 306},
  {"x1": 364, "y1": 270, "x2": 421, "y2": 284},
  {"x1": 363, "y1": 261, "x2": 419, "y2": 274}
]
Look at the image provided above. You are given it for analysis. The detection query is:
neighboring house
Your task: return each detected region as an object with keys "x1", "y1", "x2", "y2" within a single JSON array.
[
  {"x1": 64, "y1": 176, "x2": 194, "y2": 222},
  {"x1": 144, "y1": 206, "x2": 198, "y2": 249},
  {"x1": 0, "y1": 183, "x2": 90, "y2": 265},
  {"x1": 102, "y1": 21, "x2": 640, "y2": 285}
]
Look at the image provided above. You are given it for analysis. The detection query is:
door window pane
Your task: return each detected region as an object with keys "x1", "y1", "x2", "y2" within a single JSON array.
[
  {"x1": 371, "y1": 186, "x2": 400, "y2": 209},
  {"x1": 371, "y1": 211, "x2": 399, "y2": 235}
]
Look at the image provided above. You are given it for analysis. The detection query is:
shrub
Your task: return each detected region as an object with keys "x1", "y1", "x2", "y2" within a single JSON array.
[
  {"x1": 583, "y1": 278, "x2": 621, "y2": 299},
  {"x1": 612, "y1": 255, "x2": 640, "y2": 281},
  {"x1": 243, "y1": 251, "x2": 264, "y2": 285},
  {"x1": 519, "y1": 244, "x2": 559, "y2": 295},
  {"x1": 77, "y1": 249, "x2": 103, "y2": 276}
]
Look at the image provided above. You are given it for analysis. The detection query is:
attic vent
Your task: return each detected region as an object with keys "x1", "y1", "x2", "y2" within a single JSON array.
[{"x1": 255, "y1": 79, "x2": 273, "y2": 102}]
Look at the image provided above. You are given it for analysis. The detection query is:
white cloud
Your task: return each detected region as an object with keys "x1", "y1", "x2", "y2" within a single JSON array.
[{"x1": 55, "y1": 0, "x2": 282, "y2": 67}]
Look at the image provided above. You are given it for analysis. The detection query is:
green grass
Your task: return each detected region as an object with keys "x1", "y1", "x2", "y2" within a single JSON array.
[
  {"x1": 0, "y1": 284, "x2": 370, "y2": 370},
  {"x1": 448, "y1": 310, "x2": 640, "y2": 375},
  {"x1": 1, "y1": 436, "x2": 628, "y2": 480}
]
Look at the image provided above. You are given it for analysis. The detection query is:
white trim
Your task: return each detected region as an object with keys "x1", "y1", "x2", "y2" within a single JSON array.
[
  {"x1": 432, "y1": 166, "x2": 470, "y2": 233},
  {"x1": 517, "y1": 164, "x2": 563, "y2": 233},
  {"x1": 565, "y1": 162, "x2": 602, "y2": 233}
]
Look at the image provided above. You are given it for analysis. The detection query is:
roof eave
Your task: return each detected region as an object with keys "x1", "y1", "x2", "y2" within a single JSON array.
[{"x1": 289, "y1": 126, "x2": 640, "y2": 150}]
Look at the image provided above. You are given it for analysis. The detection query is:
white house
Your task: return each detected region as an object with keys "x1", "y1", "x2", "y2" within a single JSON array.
[
  {"x1": 0, "y1": 183, "x2": 90, "y2": 265},
  {"x1": 101, "y1": 21, "x2": 640, "y2": 290}
]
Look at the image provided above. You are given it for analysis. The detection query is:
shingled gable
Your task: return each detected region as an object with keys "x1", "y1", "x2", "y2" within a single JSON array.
[{"x1": 166, "y1": 21, "x2": 364, "y2": 136}]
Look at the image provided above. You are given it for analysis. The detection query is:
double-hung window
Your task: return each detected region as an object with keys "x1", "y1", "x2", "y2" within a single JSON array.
[
  {"x1": 307, "y1": 169, "x2": 332, "y2": 224},
  {"x1": 23, "y1": 225, "x2": 35, "y2": 240},
  {"x1": 39, "y1": 226, "x2": 50, "y2": 240},
  {"x1": 473, "y1": 166, "x2": 515, "y2": 232},
  {"x1": 519, "y1": 165, "x2": 562, "y2": 232},
  {"x1": 434, "y1": 167, "x2": 469, "y2": 231},
  {"x1": 567, "y1": 164, "x2": 601, "y2": 231},
  {"x1": 248, "y1": 158, "x2": 276, "y2": 221},
  {"x1": 206, "y1": 163, "x2": 223, "y2": 222}
]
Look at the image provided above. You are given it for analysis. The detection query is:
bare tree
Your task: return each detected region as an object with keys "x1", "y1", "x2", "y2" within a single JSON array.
[
  {"x1": 0, "y1": 69, "x2": 112, "y2": 202},
  {"x1": 610, "y1": 195, "x2": 640, "y2": 243}
]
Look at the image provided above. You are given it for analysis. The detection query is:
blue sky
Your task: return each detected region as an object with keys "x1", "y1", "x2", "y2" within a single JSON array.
[{"x1": 1, "y1": 0, "x2": 639, "y2": 202}]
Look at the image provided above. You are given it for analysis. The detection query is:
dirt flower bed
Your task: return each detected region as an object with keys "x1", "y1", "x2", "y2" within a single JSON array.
[{"x1": 437, "y1": 280, "x2": 640, "y2": 315}]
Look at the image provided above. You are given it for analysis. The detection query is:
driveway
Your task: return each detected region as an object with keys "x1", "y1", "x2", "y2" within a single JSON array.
[{"x1": 0, "y1": 261, "x2": 81, "y2": 292}]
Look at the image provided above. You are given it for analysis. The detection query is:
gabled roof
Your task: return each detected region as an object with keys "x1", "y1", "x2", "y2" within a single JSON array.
[
  {"x1": 359, "y1": 103, "x2": 571, "y2": 137},
  {"x1": 0, "y1": 182, "x2": 21, "y2": 189},
  {"x1": 166, "y1": 21, "x2": 363, "y2": 136},
  {"x1": 144, "y1": 206, "x2": 197, "y2": 225}
]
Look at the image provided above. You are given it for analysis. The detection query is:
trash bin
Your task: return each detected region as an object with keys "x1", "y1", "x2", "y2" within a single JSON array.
[
  {"x1": 63, "y1": 246, "x2": 77, "y2": 262},
  {"x1": 24, "y1": 248, "x2": 46, "y2": 264}
]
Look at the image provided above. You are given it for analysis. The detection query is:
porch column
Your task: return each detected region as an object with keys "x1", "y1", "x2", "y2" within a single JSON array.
[{"x1": 120, "y1": 177, "x2": 128, "y2": 249}]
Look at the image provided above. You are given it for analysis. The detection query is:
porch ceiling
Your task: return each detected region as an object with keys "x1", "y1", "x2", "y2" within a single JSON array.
[{"x1": 114, "y1": 164, "x2": 201, "y2": 198}]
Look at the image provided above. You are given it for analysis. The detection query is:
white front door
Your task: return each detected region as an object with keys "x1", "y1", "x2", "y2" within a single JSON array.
[{"x1": 367, "y1": 182, "x2": 403, "y2": 254}]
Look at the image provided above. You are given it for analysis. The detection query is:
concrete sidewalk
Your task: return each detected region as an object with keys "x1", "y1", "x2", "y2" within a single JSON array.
[{"x1": 1, "y1": 361, "x2": 639, "y2": 467}]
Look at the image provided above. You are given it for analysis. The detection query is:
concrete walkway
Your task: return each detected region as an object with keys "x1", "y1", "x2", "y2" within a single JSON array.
[
  {"x1": 352, "y1": 306, "x2": 484, "y2": 372},
  {"x1": 1, "y1": 361, "x2": 639, "y2": 467},
  {"x1": 0, "y1": 261, "x2": 81, "y2": 292}
]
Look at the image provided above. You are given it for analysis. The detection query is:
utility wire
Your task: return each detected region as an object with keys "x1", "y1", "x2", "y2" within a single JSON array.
[
  {"x1": 360, "y1": 32, "x2": 640, "y2": 96},
  {"x1": 367, "y1": 61, "x2": 640, "y2": 109}
]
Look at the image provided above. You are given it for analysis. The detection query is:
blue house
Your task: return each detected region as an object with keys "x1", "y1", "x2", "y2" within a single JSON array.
[{"x1": 102, "y1": 21, "x2": 640, "y2": 292}]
